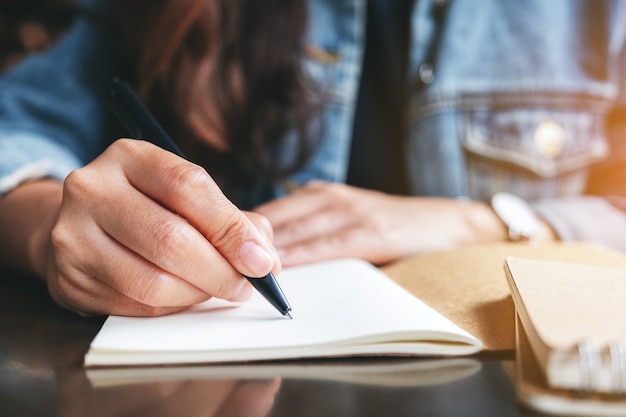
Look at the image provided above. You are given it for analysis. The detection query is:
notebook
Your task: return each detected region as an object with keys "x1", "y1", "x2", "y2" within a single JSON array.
[
  {"x1": 87, "y1": 357, "x2": 482, "y2": 388},
  {"x1": 84, "y1": 258, "x2": 482, "y2": 367},
  {"x1": 515, "y1": 315, "x2": 626, "y2": 416},
  {"x1": 504, "y1": 257, "x2": 626, "y2": 394},
  {"x1": 381, "y1": 241, "x2": 626, "y2": 352}
]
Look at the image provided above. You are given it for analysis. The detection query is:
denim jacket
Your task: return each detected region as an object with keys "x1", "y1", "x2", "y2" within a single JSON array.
[{"x1": 1, "y1": 0, "x2": 626, "y2": 251}]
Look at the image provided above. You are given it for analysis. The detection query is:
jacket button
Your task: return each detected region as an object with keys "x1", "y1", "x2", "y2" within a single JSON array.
[
  {"x1": 533, "y1": 119, "x2": 566, "y2": 158},
  {"x1": 418, "y1": 63, "x2": 435, "y2": 84}
]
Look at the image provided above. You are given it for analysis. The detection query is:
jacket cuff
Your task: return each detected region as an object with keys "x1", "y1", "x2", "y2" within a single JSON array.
[
  {"x1": 0, "y1": 131, "x2": 81, "y2": 195},
  {"x1": 532, "y1": 196, "x2": 626, "y2": 252}
]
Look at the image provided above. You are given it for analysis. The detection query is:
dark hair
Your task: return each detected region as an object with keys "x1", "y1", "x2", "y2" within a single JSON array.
[{"x1": 112, "y1": 0, "x2": 316, "y2": 187}]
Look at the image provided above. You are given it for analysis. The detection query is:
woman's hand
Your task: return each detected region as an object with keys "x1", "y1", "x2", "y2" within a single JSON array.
[
  {"x1": 255, "y1": 180, "x2": 513, "y2": 266},
  {"x1": 0, "y1": 139, "x2": 280, "y2": 316},
  {"x1": 57, "y1": 368, "x2": 281, "y2": 417}
]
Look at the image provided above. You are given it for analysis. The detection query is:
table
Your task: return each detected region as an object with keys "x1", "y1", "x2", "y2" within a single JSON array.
[{"x1": 0, "y1": 269, "x2": 533, "y2": 417}]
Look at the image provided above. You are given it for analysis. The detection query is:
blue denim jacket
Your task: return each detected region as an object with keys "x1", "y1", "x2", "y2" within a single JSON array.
[{"x1": 2, "y1": 0, "x2": 626, "y2": 250}]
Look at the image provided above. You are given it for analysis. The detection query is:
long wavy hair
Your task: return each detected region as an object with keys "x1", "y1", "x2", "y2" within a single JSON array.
[{"x1": 111, "y1": 0, "x2": 315, "y2": 189}]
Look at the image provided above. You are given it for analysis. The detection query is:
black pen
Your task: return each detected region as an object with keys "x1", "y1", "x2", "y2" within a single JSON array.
[{"x1": 105, "y1": 77, "x2": 292, "y2": 319}]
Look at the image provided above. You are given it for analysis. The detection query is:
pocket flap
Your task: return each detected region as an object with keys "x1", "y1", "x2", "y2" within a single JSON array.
[{"x1": 462, "y1": 109, "x2": 609, "y2": 178}]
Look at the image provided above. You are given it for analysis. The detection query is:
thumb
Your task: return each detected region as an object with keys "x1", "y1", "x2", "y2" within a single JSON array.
[{"x1": 198, "y1": 199, "x2": 278, "y2": 278}]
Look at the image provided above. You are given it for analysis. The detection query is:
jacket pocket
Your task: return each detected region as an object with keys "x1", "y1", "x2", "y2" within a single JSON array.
[{"x1": 461, "y1": 108, "x2": 610, "y2": 199}]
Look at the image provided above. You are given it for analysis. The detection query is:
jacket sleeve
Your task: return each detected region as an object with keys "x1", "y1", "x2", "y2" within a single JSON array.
[
  {"x1": 0, "y1": 1, "x2": 121, "y2": 195},
  {"x1": 533, "y1": 40, "x2": 626, "y2": 252}
]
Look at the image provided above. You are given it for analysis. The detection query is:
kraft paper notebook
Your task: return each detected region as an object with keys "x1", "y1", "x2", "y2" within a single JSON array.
[
  {"x1": 516, "y1": 316, "x2": 626, "y2": 416},
  {"x1": 85, "y1": 242, "x2": 626, "y2": 368},
  {"x1": 504, "y1": 257, "x2": 626, "y2": 395},
  {"x1": 380, "y1": 241, "x2": 626, "y2": 352},
  {"x1": 84, "y1": 258, "x2": 482, "y2": 367}
]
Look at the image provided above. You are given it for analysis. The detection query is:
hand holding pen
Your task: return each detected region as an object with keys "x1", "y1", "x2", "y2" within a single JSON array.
[
  {"x1": 41, "y1": 79, "x2": 287, "y2": 318},
  {"x1": 105, "y1": 78, "x2": 292, "y2": 318}
]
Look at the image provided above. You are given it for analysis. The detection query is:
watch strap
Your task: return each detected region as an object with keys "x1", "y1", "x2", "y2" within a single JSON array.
[{"x1": 490, "y1": 192, "x2": 540, "y2": 242}]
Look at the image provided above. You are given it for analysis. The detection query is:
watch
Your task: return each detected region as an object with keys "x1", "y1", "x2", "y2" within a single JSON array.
[{"x1": 490, "y1": 192, "x2": 539, "y2": 242}]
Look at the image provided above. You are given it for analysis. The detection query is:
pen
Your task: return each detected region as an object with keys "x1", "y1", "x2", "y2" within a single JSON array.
[{"x1": 105, "y1": 77, "x2": 293, "y2": 319}]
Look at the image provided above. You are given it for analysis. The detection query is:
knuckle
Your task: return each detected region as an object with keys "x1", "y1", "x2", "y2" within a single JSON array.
[
  {"x1": 321, "y1": 183, "x2": 355, "y2": 207},
  {"x1": 47, "y1": 271, "x2": 82, "y2": 311},
  {"x1": 109, "y1": 137, "x2": 141, "y2": 157},
  {"x1": 163, "y1": 163, "x2": 213, "y2": 198},
  {"x1": 247, "y1": 212, "x2": 274, "y2": 240},
  {"x1": 324, "y1": 181, "x2": 348, "y2": 196},
  {"x1": 150, "y1": 219, "x2": 193, "y2": 268},
  {"x1": 50, "y1": 222, "x2": 73, "y2": 255},
  {"x1": 108, "y1": 139, "x2": 165, "y2": 172},
  {"x1": 56, "y1": 282, "x2": 79, "y2": 307},
  {"x1": 210, "y1": 210, "x2": 251, "y2": 249},
  {"x1": 62, "y1": 168, "x2": 93, "y2": 200},
  {"x1": 326, "y1": 233, "x2": 350, "y2": 249},
  {"x1": 134, "y1": 272, "x2": 171, "y2": 306},
  {"x1": 367, "y1": 215, "x2": 393, "y2": 237},
  {"x1": 282, "y1": 220, "x2": 303, "y2": 240}
]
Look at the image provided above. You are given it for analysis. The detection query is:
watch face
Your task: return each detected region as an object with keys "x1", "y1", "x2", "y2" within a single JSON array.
[{"x1": 491, "y1": 192, "x2": 539, "y2": 241}]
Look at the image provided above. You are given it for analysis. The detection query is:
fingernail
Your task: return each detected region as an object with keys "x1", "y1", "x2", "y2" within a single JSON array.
[{"x1": 239, "y1": 241, "x2": 273, "y2": 277}]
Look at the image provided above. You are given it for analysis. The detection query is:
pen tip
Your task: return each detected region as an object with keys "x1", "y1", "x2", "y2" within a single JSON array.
[{"x1": 284, "y1": 311, "x2": 293, "y2": 319}]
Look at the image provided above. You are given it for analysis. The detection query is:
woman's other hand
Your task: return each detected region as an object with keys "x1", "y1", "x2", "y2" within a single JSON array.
[{"x1": 255, "y1": 180, "x2": 513, "y2": 266}]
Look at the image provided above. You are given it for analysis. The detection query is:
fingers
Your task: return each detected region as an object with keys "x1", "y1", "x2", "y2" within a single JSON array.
[
  {"x1": 63, "y1": 378, "x2": 281, "y2": 417},
  {"x1": 276, "y1": 227, "x2": 366, "y2": 266},
  {"x1": 113, "y1": 139, "x2": 278, "y2": 278},
  {"x1": 49, "y1": 215, "x2": 213, "y2": 316},
  {"x1": 49, "y1": 139, "x2": 280, "y2": 316},
  {"x1": 276, "y1": 223, "x2": 405, "y2": 267},
  {"x1": 255, "y1": 181, "x2": 406, "y2": 266},
  {"x1": 215, "y1": 379, "x2": 282, "y2": 417},
  {"x1": 255, "y1": 180, "x2": 333, "y2": 228},
  {"x1": 270, "y1": 206, "x2": 357, "y2": 249},
  {"x1": 52, "y1": 279, "x2": 189, "y2": 317},
  {"x1": 244, "y1": 211, "x2": 281, "y2": 276},
  {"x1": 77, "y1": 170, "x2": 251, "y2": 302},
  {"x1": 47, "y1": 265, "x2": 189, "y2": 317},
  {"x1": 256, "y1": 181, "x2": 361, "y2": 255}
]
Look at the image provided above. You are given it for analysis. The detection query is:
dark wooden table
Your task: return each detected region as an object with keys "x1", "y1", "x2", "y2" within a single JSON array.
[{"x1": 0, "y1": 269, "x2": 536, "y2": 417}]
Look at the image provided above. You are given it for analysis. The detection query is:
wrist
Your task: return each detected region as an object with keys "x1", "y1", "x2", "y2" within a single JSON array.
[
  {"x1": 489, "y1": 192, "x2": 558, "y2": 244},
  {"x1": 453, "y1": 198, "x2": 509, "y2": 244},
  {"x1": 490, "y1": 192, "x2": 539, "y2": 242},
  {"x1": 29, "y1": 182, "x2": 63, "y2": 278},
  {"x1": 453, "y1": 196, "x2": 559, "y2": 246},
  {"x1": 536, "y1": 219, "x2": 558, "y2": 242},
  {"x1": 0, "y1": 180, "x2": 62, "y2": 277}
]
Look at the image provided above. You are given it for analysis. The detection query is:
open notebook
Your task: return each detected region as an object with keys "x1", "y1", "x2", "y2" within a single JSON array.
[{"x1": 84, "y1": 258, "x2": 482, "y2": 367}]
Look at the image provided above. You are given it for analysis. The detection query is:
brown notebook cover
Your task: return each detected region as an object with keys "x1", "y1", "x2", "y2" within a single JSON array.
[
  {"x1": 516, "y1": 315, "x2": 626, "y2": 416},
  {"x1": 381, "y1": 242, "x2": 626, "y2": 352},
  {"x1": 505, "y1": 257, "x2": 626, "y2": 393}
]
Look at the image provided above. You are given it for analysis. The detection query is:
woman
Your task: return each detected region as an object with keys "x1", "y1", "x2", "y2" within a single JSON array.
[
  {"x1": 1, "y1": 0, "x2": 625, "y2": 316},
  {"x1": 0, "y1": 0, "x2": 311, "y2": 316}
]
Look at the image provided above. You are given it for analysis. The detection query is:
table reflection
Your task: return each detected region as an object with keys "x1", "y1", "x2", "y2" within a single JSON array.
[{"x1": 0, "y1": 272, "x2": 522, "y2": 417}]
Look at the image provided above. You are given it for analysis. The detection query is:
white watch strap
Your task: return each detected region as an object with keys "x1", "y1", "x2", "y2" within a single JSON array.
[{"x1": 491, "y1": 192, "x2": 539, "y2": 242}]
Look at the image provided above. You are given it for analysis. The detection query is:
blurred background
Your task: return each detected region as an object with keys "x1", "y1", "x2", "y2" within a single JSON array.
[{"x1": 0, "y1": 0, "x2": 76, "y2": 72}]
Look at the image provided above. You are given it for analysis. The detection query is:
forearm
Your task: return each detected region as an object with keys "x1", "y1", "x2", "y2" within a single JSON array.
[{"x1": 0, "y1": 179, "x2": 62, "y2": 278}]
